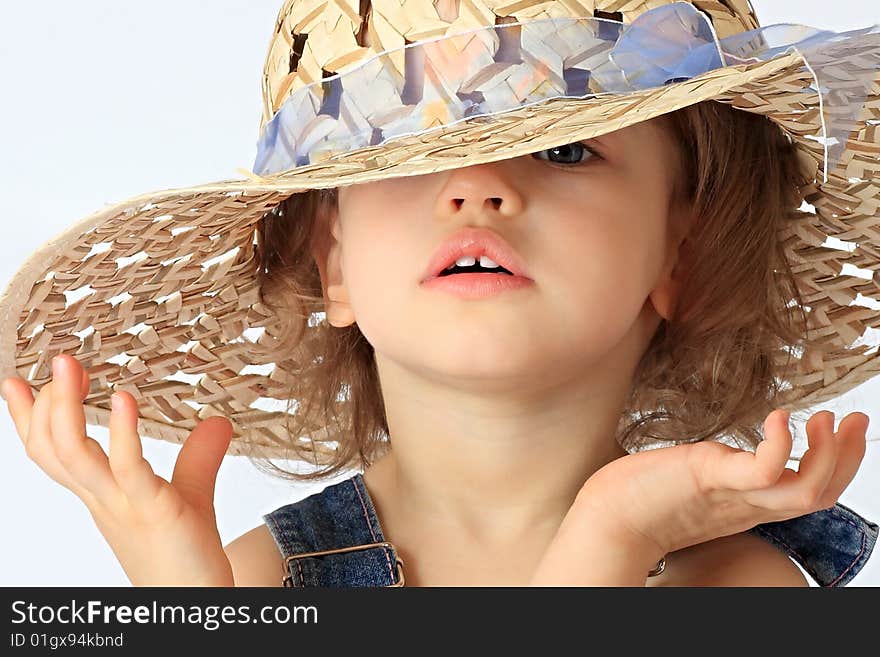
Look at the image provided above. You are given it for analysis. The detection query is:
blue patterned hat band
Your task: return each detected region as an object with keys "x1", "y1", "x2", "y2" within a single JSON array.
[{"x1": 253, "y1": 2, "x2": 878, "y2": 181}]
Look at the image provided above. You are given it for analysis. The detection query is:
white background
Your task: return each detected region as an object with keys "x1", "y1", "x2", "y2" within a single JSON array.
[{"x1": 1, "y1": 1, "x2": 878, "y2": 586}]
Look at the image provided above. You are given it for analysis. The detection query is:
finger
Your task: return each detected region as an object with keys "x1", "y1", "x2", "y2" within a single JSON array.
[
  {"x1": 4, "y1": 370, "x2": 89, "y2": 447},
  {"x1": 171, "y1": 416, "x2": 233, "y2": 513},
  {"x1": 48, "y1": 354, "x2": 120, "y2": 500},
  {"x1": 705, "y1": 409, "x2": 793, "y2": 491},
  {"x1": 748, "y1": 410, "x2": 839, "y2": 511},
  {"x1": 3, "y1": 376, "x2": 36, "y2": 450},
  {"x1": 5, "y1": 373, "x2": 99, "y2": 499},
  {"x1": 814, "y1": 412, "x2": 868, "y2": 508},
  {"x1": 108, "y1": 390, "x2": 162, "y2": 505},
  {"x1": 0, "y1": 370, "x2": 91, "y2": 446},
  {"x1": 752, "y1": 409, "x2": 799, "y2": 486},
  {"x1": 13, "y1": 380, "x2": 83, "y2": 493}
]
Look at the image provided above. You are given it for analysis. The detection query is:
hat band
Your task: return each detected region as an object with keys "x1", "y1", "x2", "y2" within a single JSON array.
[{"x1": 253, "y1": 2, "x2": 877, "y2": 181}]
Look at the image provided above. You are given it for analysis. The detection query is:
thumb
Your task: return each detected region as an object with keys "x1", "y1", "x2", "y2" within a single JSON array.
[{"x1": 171, "y1": 416, "x2": 233, "y2": 512}]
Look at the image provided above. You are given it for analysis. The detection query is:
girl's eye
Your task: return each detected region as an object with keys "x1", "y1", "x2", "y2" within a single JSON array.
[{"x1": 531, "y1": 141, "x2": 600, "y2": 167}]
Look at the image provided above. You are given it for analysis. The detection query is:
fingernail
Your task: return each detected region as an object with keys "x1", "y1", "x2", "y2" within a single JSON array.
[
  {"x1": 111, "y1": 393, "x2": 122, "y2": 411},
  {"x1": 52, "y1": 355, "x2": 63, "y2": 376}
]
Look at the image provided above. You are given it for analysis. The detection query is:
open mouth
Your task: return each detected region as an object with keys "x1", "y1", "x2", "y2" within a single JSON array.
[{"x1": 438, "y1": 263, "x2": 514, "y2": 277}]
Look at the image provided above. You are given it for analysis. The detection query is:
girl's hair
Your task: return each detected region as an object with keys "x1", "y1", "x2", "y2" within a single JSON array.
[{"x1": 249, "y1": 100, "x2": 823, "y2": 483}]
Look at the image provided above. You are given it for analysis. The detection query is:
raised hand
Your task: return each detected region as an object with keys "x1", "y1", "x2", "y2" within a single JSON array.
[
  {"x1": 572, "y1": 408, "x2": 868, "y2": 559},
  {"x1": 2, "y1": 354, "x2": 235, "y2": 586}
]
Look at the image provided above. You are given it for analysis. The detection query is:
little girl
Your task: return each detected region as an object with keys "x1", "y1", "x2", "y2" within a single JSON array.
[{"x1": 1, "y1": 0, "x2": 878, "y2": 587}]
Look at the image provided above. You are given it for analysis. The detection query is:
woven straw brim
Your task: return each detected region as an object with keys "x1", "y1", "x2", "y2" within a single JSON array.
[{"x1": 1, "y1": 44, "x2": 878, "y2": 460}]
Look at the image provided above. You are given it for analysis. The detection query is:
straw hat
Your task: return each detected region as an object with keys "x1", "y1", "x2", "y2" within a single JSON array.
[{"x1": 1, "y1": 0, "x2": 878, "y2": 460}]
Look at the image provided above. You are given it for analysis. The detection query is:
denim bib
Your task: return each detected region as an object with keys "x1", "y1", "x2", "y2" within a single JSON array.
[{"x1": 263, "y1": 472, "x2": 878, "y2": 587}]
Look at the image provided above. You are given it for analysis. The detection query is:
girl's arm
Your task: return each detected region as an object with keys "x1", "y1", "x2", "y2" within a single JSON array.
[
  {"x1": 529, "y1": 502, "x2": 666, "y2": 586},
  {"x1": 530, "y1": 409, "x2": 865, "y2": 586},
  {"x1": 224, "y1": 524, "x2": 287, "y2": 587}
]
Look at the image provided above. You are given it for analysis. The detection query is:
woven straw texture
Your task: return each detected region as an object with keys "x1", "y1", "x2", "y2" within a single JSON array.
[{"x1": 0, "y1": 0, "x2": 878, "y2": 461}]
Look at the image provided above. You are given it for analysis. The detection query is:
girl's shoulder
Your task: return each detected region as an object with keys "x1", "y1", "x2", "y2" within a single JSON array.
[
  {"x1": 224, "y1": 524, "x2": 287, "y2": 587},
  {"x1": 649, "y1": 531, "x2": 809, "y2": 587}
]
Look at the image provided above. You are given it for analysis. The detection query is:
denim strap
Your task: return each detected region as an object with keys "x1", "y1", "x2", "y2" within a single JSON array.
[
  {"x1": 263, "y1": 473, "x2": 404, "y2": 587},
  {"x1": 748, "y1": 501, "x2": 878, "y2": 587}
]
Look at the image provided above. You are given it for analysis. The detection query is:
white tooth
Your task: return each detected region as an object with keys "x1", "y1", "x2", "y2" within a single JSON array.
[
  {"x1": 479, "y1": 255, "x2": 500, "y2": 269},
  {"x1": 453, "y1": 256, "x2": 477, "y2": 267}
]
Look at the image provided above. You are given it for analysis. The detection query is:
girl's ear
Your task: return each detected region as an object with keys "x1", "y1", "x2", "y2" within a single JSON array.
[
  {"x1": 649, "y1": 211, "x2": 696, "y2": 321},
  {"x1": 310, "y1": 207, "x2": 356, "y2": 327}
]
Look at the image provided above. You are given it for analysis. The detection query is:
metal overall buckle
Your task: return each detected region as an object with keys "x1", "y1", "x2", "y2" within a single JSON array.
[{"x1": 282, "y1": 541, "x2": 406, "y2": 587}]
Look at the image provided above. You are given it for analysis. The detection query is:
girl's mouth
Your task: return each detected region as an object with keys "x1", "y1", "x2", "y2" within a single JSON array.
[{"x1": 422, "y1": 272, "x2": 534, "y2": 299}]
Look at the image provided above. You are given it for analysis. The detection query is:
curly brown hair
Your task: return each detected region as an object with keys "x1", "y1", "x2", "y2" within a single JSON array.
[{"x1": 248, "y1": 100, "x2": 823, "y2": 483}]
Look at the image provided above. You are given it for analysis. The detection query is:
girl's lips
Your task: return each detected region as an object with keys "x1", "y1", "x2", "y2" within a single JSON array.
[
  {"x1": 422, "y1": 227, "x2": 531, "y2": 281},
  {"x1": 421, "y1": 272, "x2": 534, "y2": 299}
]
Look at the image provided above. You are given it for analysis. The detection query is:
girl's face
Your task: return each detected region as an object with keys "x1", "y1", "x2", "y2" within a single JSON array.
[{"x1": 316, "y1": 117, "x2": 691, "y2": 388}]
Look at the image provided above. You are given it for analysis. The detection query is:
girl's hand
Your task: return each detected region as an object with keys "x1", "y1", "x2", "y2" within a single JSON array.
[
  {"x1": 572, "y1": 408, "x2": 869, "y2": 559},
  {"x1": 2, "y1": 354, "x2": 235, "y2": 586}
]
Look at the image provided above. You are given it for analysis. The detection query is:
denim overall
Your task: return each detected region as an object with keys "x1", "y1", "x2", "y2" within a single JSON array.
[{"x1": 263, "y1": 472, "x2": 878, "y2": 587}]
